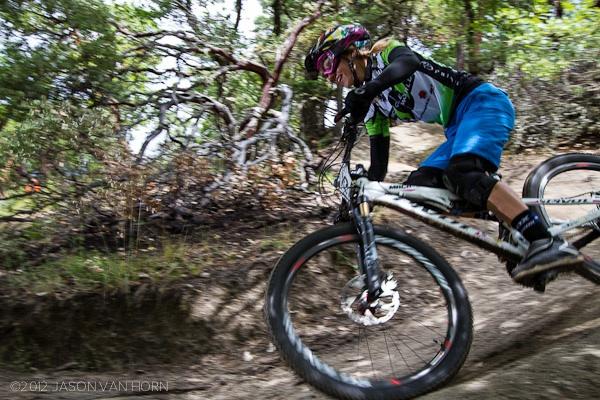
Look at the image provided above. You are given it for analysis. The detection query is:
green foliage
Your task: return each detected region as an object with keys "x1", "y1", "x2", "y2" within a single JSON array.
[
  {"x1": 0, "y1": 99, "x2": 120, "y2": 198},
  {"x1": 0, "y1": 0, "x2": 118, "y2": 123},
  {"x1": 498, "y1": 0, "x2": 600, "y2": 78},
  {"x1": 1, "y1": 0, "x2": 599, "y2": 297}
]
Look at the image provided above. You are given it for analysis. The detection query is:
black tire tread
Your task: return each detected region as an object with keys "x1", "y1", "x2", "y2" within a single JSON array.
[{"x1": 523, "y1": 153, "x2": 600, "y2": 199}]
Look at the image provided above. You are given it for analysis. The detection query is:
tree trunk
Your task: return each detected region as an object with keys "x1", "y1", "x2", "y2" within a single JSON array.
[
  {"x1": 553, "y1": 0, "x2": 563, "y2": 18},
  {"x1": 456, "y1": 41, "x2": 465, "y2": 70},
  {"x1": 473, "y1": 29, "x2": 482, "y2": 72},
  {"x1": 301, "y1": 99, "x2": 326, "y2": 146},
  {"x1": 463, "y1": 0, "x2": 480, "y2": 75},
  {"x1": 234, "y1": 0, "x2": 243, "y2": 31},
  {"x1": 273, "y1": 0, "x2": 282, "y2": 36}
]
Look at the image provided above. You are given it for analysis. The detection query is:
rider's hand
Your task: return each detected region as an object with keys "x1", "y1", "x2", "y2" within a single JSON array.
[{"x1": 343, "y1": 80, "x2": 383, "y2": 122}]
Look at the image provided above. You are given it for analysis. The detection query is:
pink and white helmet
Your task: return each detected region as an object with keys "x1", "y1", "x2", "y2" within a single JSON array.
[{"x1": 305, "y1": 24, "x2": 371, "y2": 79}]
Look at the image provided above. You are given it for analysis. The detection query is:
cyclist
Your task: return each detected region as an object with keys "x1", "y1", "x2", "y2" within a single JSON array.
[{"x1": 304, "y1": 23, "x2": 584, "y2": 287}]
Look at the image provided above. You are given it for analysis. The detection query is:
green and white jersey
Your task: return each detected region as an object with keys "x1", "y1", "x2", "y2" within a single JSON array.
[{"x1": 365, "y1": 39, "x2": 482, "y2": 137}]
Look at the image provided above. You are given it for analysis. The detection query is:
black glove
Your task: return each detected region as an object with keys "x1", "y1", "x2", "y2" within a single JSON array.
[{"x1": 343, "y1": 80, "x2": 384, "y2": 122}]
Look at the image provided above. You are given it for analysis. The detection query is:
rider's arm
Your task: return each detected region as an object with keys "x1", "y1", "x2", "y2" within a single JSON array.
[
  {"x1": 366, "y1": 113, "x2": 390, "y2": 181},
  {"x1": 361, "y1": 42, "x2": 420, "y2": 97},
  {"x1": 344, "y1": 42, "x2": 419, "y2": 121}
]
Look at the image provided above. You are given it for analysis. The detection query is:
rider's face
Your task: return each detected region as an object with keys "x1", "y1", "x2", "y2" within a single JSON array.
[{"x1": 326, "y1": 57, "x2": 354, "y2": 88}]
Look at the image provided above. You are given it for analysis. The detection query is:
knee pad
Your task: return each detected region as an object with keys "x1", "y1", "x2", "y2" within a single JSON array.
[{"x1": 443, "y1": 156, "x2": 499, "y2": 208}]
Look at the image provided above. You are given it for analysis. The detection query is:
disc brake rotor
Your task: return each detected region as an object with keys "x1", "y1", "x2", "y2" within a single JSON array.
[{"x1": 340, "y1": 273, "x2": 400, "y2": 326}]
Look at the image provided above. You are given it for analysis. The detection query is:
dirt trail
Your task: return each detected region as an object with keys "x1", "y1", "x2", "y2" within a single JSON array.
[{"x1": 2, "y1": 124, "x2": 599, "y2": 400}]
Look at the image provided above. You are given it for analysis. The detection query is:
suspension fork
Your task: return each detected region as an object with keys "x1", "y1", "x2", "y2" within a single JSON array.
[{"x1": 352, "y1": 195, "x2": 382, "y2": 301}]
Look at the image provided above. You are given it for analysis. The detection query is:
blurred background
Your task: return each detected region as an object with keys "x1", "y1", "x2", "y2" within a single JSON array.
[{"x1": 0, "y1": 0, "x2": 598, "y2": 399}]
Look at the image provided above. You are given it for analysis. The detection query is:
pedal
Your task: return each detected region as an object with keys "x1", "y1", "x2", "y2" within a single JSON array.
[
  {"x1": 515, "y1": 268, "x2": 559, "y2": 293},
  {"x1": 531, "y1": 270, "x2": 560, "y2": 293}
]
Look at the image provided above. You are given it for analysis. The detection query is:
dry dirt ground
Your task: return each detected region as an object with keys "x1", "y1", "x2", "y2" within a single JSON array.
[{"x1": 2, "y1": 123, "x2": 599, "y2": 400}]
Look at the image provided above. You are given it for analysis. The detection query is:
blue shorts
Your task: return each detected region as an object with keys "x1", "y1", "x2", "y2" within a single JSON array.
[{"x1": 421, "y1": 83, "x2": 515, "y2": 170}]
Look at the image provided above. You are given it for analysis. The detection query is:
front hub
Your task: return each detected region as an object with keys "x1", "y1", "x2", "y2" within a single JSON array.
[{"x1": 340, "y1": 273, "x2": 400, "y2": 326}]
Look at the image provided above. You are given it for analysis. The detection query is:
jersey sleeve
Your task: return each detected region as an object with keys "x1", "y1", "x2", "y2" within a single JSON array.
[
  {"x1": 381, "y1": 39, "x2": 410, "y2": 65},
  {"x1": 365, "y1": 111, "x2": 390, "y2": 138},
  {"x1": 363, "y1": 40, "x2": 419, "y2": 106}
]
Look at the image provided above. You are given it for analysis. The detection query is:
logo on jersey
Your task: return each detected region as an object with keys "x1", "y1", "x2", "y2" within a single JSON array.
[{"x1": 420, "y1": 61, "x2": 456, "y2": 85}]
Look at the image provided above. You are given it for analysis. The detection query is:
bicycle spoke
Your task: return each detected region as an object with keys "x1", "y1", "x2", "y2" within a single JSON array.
[
  {"x1": 383, "y1": 330, "x2": 395, "y2": 375},
  {"x1": 364, "y1": 331, "x2": 376, "y2": 378},
  {"x1": 408, "y1": 316, "x2": 446, "y2": 338},
  {"x1": 392, "y1": 332, "x2": 433, "y2": 348},
  {"x1": 393, "y1": 334, "x2": 428, "y2": 364},
  {"x1": 388, "y1": 330, "x2": 412, "y2": 371}
]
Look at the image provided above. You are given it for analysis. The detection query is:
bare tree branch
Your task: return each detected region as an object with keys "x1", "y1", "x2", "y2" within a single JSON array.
[
  {"x1": 240, "y1": 0, "x2": 326, "y2": 137},
  {"x1": 234, "y1": 85, "x2": 311, "y2": 170},
  {"x1": 137, "y1": 101, "x2": 174, "y2": 160}
]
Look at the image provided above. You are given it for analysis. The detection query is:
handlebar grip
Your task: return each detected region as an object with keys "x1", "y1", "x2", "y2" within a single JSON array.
[
  {"x1": 334, "y1": 107, "x2": 349, "y2": 123},
  {"x1": 335, "y1": 108, "x2": 360, "y2": 127}
]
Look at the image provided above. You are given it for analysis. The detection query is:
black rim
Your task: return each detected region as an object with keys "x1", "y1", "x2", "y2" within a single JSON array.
[
  {"x1": 278, "y1": 233, "x2": 459, "y2": 390},
  {"x1": 537, "y1": 162, "x2": 600, "y2": 229}
]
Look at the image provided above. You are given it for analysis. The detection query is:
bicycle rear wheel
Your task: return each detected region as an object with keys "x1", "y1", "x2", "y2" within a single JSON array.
[
  {"x1": 523, "y1": 153, "x2": 600, "y2": 283},
  {"x1": 265, "y1": 223, "x2": 472, "y2": 400},
  {"x1": 523, "y1": 153, "x2": 600, "y2": 244}
]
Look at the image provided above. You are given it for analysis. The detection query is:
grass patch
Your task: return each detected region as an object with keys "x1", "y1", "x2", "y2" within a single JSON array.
[
  {"x1": 256, "y1": 225, "x2": 297, "y2": 252},
  {"x1": 2, "y1": 221, "x2": 307, "y2": 294},
  {"x1": 5, "y1": 239, "x2": 209, "y2": 293}
]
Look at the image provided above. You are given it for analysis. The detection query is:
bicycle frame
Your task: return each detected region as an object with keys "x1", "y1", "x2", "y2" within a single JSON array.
[
  {"x1": 356, "y1": 180, "x2": 600, "y2": 263},
  {"x1": 333, "y1": 120, "x2": 600, "y2": 295},
  {"x1": 359, "y1": 181, "x2": 525, "y2": 262},
  {"x1": 336, "y1": 123, "x2": 600, "y2": 262}
]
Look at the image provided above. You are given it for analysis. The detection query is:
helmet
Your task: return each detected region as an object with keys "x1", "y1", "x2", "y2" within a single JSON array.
[{"x1": 304, "y1": 24, "x2": 371, "y2": 80}]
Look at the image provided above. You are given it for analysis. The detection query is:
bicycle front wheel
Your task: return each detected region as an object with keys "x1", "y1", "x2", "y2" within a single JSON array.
[{"x1": 265, "y1": 223, "x2": 472, "y2": 400}]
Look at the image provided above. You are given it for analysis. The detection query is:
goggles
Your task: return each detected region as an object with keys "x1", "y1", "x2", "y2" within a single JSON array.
[{"x1": 316, "y1": 51, "x2": 340, "y2": 77}]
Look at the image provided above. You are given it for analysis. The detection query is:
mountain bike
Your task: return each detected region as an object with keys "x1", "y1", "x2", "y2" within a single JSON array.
[{"x1": 264, "y1": 118, "x2": 600, "y2": 400}]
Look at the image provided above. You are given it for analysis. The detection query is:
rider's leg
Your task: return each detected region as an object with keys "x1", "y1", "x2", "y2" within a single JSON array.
[
  {"x1": 443, "y1": 153, "x2": 583, "y2": 283},
  {"x1": 367, "y1": 132, "x2": 390, "y2": 181},
  {"x1": 487, "y1": 182, "x2": 550, "y2": 241},
  {"x1": 485, "y1": 182, "x2": 527, "y2": 222},
  {"x1": 442, "y1": 154, "x2": 497, "y2": 209},
  {"x1": 413, "y1": 133, "x2": 454, "y2": 188},
  {"x1": 441, "y1": 154, "x2": 544, "y2": 235},
  {"x1": 404, "y1": 166, "x2": 445, "y2": 188},
  {"x1": 440, "y1": 83, "x2": 582, "y2": 284}
]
